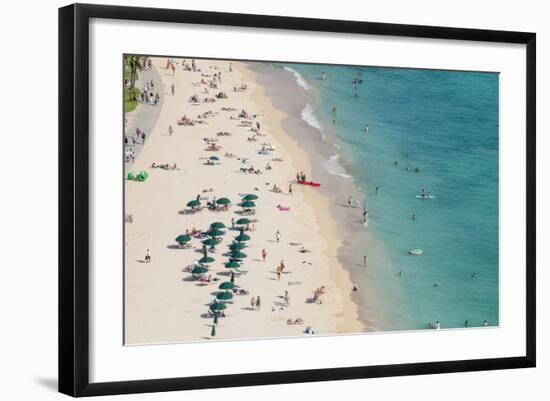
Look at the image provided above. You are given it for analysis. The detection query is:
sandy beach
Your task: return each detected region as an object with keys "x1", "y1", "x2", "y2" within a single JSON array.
[{"x1": 124, "y1": 57, "x2": 365, "y2": 344}]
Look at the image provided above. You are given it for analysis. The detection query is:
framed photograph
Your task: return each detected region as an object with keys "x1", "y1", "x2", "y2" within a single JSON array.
[{"x1": 58, "y1": 3, "x2": 536, "y2": 397}]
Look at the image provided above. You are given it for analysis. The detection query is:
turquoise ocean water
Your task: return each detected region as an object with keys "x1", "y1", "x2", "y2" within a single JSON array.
[{"x1": 277, "y1": 63, "x2": 499, "y2": 331}]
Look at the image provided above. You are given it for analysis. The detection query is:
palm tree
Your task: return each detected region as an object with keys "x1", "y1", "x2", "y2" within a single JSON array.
[{"x1": 126, "y1": 56, "x2": 143, "y2": 101}]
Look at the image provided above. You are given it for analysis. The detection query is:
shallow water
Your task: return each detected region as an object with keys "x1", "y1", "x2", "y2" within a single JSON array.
[{"x1": 274, "y1": 63, "x2": 500, "y2": 331}]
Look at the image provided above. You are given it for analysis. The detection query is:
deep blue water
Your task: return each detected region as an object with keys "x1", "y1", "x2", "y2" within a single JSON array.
[{"x1": 278, "y1": 63, "x2": 499, "y2": 330}]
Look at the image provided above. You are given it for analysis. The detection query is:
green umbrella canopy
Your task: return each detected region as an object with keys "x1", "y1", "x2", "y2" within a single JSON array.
[
  {"x1": 202, "y1": 238, "x2": 220, "y2": 247},
  {"x1": 235, "y1": 233, "x2": 251, "y2": 242},
  {"x1": 210, "y1": 302, "x2": 227, "y2": 311},
  {"x1": 209, "y1": 228, "x2": 225, "y2": 237},
  {"x1": 210, "y1": 222, "x2": 226, "y2": 229},
  {"x1": 216, "y1": 292, "x2": 234, "y2": 301},
  {"x1": 243, "y1": 194, "x2": 258, "y2": 201},
  {"x1": 175, "y1": 234, "x2": 192, "y2": 243},
  {"x1": 191, "y1": 266, "x2": 208, "y2": 274},
  {"x1": 228, "y1": 242, "x2": 246, "y2": 251},
  {"x1": 199, "y1": 255, "x2": 215, "y2": 264},
  {"x1": 235, "y1": 218, "x2": 251, "y2": 225},
  {"x1": 218, "y1": 281, "x2": 235, "y2": 290},
  {"x1": 215, "y1": 198, "x2": 231, "y2": 205},
  {"x1": 187, "y1": 199, "x2": 201, "y2": 208},
  {"x1": 231, "y1": 251, "x2": 247, "y2": 259},
  {"x1": 225, "y1": 261, "x2": 241, "y2": 268},
  {"x1": 240, "y1": 201, "x2": 256, "y2": 208}
]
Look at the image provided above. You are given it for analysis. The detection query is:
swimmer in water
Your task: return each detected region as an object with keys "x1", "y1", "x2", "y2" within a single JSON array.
[
  {"x1": 364, "y1": 124, "x2": 369, "y2": 132},
  {"x1": 331, "y1": 107, "x2": 337, "y2": 113},
  {"x1": 398, "y1": 271, "x2": 404, "y2": 276},
  {"x1": 412, "y1": 213, "x2": 416, "y2": 221},
  {"x1": 375, "y1": 186, "x2": 380, "y2": 195},
  {"x1": 352, "y1": 283, "x2": 360, "y2": 292},
  {"x1": 471, "y1": 272, "x2": 477, "y2": 279},
  {"x1": 433, "y1": 282, "x2": 440, "y2": 288}
]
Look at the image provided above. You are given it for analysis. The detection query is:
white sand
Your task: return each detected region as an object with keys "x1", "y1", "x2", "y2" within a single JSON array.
[{"x1": 124, "y1": 57, "x2": 365, "y2": 344}]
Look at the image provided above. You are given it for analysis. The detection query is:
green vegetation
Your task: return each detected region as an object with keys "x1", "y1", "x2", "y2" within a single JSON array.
[
  {"x1": 124, "y1": 55, "x2": 143, "y2": 113},
  {"x1": 125, "y1": 87, "x2": 140, "y2": 113}
]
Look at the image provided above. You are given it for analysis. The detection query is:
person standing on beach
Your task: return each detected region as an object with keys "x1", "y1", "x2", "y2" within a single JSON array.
[
  {"x1": 363, "y1": 209, "x2": 368, "y2": 223},
  {"x1": 289, "y1": 184, "x2": 293, "y2": 195},
  {"x1": 284, "y1": 290, "x2": 290, "y2": 306},
  {"x1": 347, "y1": 196, "x2": 352, "y2": 207},
  {"x1": 363, "y1": 255, "x2": 367, "y2": 267},
  {"x1": 231, "y1": 217, "x2": 235, "y2": 229},
  {"x1": 250, "y1": 297, "x2": 256, "y2": 310},
  {"x1": 262, "y1": 248, "x2": 267, "y2": 262},
  {"x1": 255, "y1": 296, "x2": 261, "y2": 311},
  {"x1": 168, "y1": 125, "x2": 173, "y2": 136},
  {"x1": 145, "y1": 249, "x2": 151, "y2": 263},
  {"x1": 276, "y1": 230, "x2": 281, "y2": 243}
]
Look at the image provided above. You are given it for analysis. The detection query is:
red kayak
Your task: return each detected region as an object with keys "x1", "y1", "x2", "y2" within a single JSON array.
[{"x1": 297, "y1": 180, "x2": 321, "y2": 187}]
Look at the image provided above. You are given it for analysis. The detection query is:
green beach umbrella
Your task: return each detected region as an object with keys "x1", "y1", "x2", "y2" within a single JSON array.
[
  {"x1": 218, "y1": 281, "x2": 235, "y2": 290},
  {"x1": 187, "y1": 199, "x2": 201, "y2": 208},
  {"x1": 243, "y1": 194, "x2": 258, "y2": 201},
  {"x1": 210, "y1": 302, "x2": 227, "y2": 311},
  {"x1": 235, "y1": 233, "x2": 251, "y2": 242},
  {"x1": 209, "y1": 228, "x2": 225, "y2": 237},
  {"x1": 210, "y1": 222, "x2": 226, "y2": 229},
  {"x1": 210, "y1": 325, "x2": 216, "y2": 337},
  {"x1": 240, "y1": 201, "x2": 256, "y2": 208},
  {"x1": 216, "y1": 292, "x2": 233, "y2": 301},
  {"x1": 235, "y1": 218, "x2": 251, "y2": 225},
  {"x1": 202, "y1": 238, "x2": 220, "y2": 247},
  {"x1": 215, "y1": 198, "x2": 231, "y2": 206},
  {"x1": 175, "y1": 234, "x2": 192, "y2": 243},
  {"x1": 231, "y1": 251, "x2": 247, "y2": 259},
  {"x1": 229, "y1": 242, "x2": 246, "y2": 251},
  {"x1": 191, "y1": 266, "x2": 208, "y2": 275},
  {"x1": 199, "y1": 255, "x2": 215, "y2": 264},
  {"x1": 225, "y1": 261, "x2": 241, "y2": 269}
]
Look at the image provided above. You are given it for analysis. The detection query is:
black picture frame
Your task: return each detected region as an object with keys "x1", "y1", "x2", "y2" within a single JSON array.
[{"x1": 59, "y1": 3, "x2": 536, "y2": 397}]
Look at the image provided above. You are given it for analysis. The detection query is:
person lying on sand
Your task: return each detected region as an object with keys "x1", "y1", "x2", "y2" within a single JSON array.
[
  {"x1": 277, "y1": 205, "x2": 290, "y2": 211},
  {"x1": 287, "y1": 318, "x2": 304, "y2": 325},
  {"x1": 298, "y1": 246, "x2": 310, "y2": 253}
]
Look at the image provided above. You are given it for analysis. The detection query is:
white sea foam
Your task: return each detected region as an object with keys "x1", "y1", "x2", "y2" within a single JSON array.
[
  {"x1": 323, "y1": 154, "x2": 352, "y2": 179},
  {"x1": 301, "y1": 104, "x2": 322, "y2": 131},
  {"x1": 283, "y1": 66, "x2": 310, "y2": 90}
]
